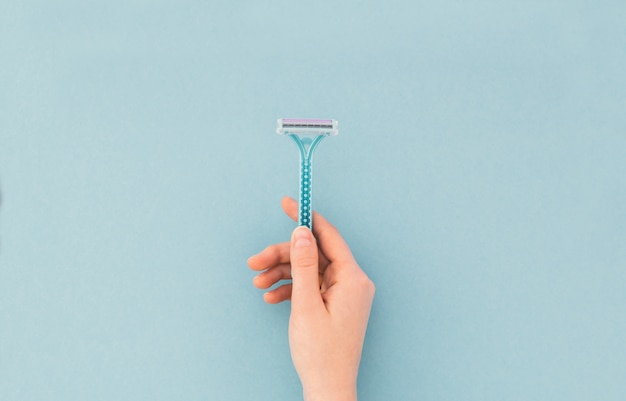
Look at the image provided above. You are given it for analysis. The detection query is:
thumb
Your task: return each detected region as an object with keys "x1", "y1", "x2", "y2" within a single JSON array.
[{"x1": 290, "y1": 226, "x2": 323, "y2": 311}]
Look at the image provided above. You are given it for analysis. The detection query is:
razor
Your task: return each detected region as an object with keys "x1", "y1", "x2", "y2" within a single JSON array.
[{"x1": 276, "y1": 118, "x2": 338, "y2": 229}]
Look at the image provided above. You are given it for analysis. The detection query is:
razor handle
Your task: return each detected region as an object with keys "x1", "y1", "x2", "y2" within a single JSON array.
[
  {"x1": 299, "y1": 158, "x2": 313, "y2": 229},
  {"x1": 286, "y1": 133, "x2": 326, "y2": 230}
]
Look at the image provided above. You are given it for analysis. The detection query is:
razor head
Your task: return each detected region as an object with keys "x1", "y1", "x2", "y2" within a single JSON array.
[{"x1": 277, "y1": 118, "x2": 338, "y2": 136}]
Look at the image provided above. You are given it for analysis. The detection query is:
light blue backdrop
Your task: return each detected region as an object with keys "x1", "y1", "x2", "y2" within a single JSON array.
[{"x1": 1, "y1": 1, "x2": 625, "y2": 400}]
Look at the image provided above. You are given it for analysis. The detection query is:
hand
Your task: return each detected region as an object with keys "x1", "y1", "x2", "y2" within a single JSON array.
[{"x1": 248, "y1": 197, "x2": 375, "y2": 401}]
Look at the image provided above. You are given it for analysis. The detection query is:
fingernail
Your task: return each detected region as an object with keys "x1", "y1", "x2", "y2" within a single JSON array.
[{"x1": 293, "y1": 226, "x2": 312, "y2": 248}]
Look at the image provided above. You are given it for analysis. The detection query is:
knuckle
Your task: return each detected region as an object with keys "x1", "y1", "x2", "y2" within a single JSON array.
[
  {"x1": 356, "y1": 274, "x2": 375, "y2": 296},
  {"x1": 369, "y1": 279, "x2": 376, "y2": 295},
  {"x1": 355, "y1": 273, "x2": 374, "y2": 290},
  {"x1": 316, "y1": 221, "x2": 339, "y2": 238}
]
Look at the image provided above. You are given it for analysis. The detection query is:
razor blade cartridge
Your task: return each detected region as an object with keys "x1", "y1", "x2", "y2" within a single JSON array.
[{"x1": 277, "y1": 118, "x2": 338, "y2": 136}]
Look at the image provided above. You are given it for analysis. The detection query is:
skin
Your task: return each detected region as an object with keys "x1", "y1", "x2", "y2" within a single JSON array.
[{"x1": 248, "y1": 197, "x2": 375, "y2": 401}]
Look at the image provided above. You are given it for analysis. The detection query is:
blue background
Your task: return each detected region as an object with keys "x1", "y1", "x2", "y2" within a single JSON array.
[{"x1": 1, "y1": 1, "x2": 625, "y2": 400}]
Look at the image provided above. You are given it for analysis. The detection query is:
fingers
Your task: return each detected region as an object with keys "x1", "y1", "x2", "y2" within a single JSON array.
[
  {"x1": 289, "y1": 226, "x2": 324, "y2": 312},
  {"x1": 263, "y1": 284, "x2": 292, "y2": 304},
  {"x1": 252, "y1": 264, "x2": 292, "y2": 289},
  {"x1": 281, "y1": 196, "x2": 356, "y2": 264},
  {"x1": 247, "y1": 242, "x2": 290, "y2": 271},
  {"x1": 250, "y1": 197, "x2": 353, "y2": 308},
  {"x1": 281, "y1": 196, "x2": 299, "y2": 222}
]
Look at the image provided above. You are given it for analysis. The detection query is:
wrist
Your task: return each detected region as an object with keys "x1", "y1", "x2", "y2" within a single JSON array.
[{"x1": 303, "y1": 386, "x2": 357, "y2": 401}]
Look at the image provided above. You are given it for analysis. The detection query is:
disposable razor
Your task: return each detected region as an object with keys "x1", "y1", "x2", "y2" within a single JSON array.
[{"x1": 276, "y1": 118, "x2": 338, "y2": 229}]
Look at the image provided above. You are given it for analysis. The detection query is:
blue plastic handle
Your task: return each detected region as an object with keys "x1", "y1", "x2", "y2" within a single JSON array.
[{"x1": 288, "y1": 134, "x2": 325, "y2": 229}]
